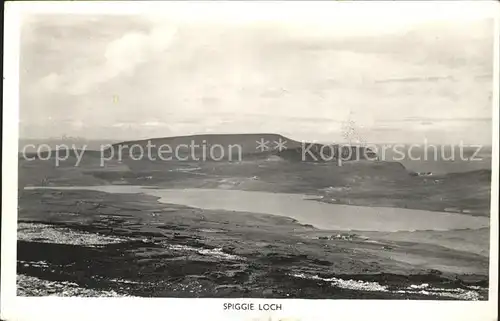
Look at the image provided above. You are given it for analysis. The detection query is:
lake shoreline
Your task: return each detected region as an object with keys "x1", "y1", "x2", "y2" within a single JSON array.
[
  {"x1": 23, "y1": 185, "x2": 490, "y2": 232},
  {"x1": 17, "y1": 188, "x2": 489, "y2": 299}
]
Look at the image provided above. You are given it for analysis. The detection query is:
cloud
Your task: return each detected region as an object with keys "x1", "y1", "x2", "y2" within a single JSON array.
[
  {"x1": 142, "y1": 121, "x2": 169, "y2": 127},
  {"x1": 20, "y1": 14, "x2": 493, "y2": 144},
  {"x1": 39, "y1": 23, "x2": 177, "y2": 95}
]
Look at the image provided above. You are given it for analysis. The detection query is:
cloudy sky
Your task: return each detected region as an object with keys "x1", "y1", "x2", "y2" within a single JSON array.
[{"x1": 19, "y1": 2, "x2": 495, "y2": 144}]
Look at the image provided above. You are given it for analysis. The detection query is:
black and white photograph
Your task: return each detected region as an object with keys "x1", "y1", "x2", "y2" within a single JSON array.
[{"x1": 1, "y1": 1, "x2": 499, "y2": 320}]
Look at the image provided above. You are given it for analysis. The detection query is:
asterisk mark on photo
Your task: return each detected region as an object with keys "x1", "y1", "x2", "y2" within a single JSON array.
[
  {"x1": 274, "y1": 138, "x2": 287, "y2": 151},
  {"x1": 256, "y1": 138, "x2": 270, "y2": 152}
]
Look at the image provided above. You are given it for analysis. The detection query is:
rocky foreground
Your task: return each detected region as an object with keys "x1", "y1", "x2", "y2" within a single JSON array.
[{"x1": 16, "y1": 189, "x2": 489, "y2": 300}]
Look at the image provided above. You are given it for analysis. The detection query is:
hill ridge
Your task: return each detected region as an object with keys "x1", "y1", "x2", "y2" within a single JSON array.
[{"x1": 110, "y1": 133, "x2": 380, "y2": 163}]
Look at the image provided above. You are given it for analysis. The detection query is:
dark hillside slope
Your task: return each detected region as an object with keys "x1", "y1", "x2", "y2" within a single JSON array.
[{"x1": 109, "y1": 133, "x2": 378, "y2": 162}]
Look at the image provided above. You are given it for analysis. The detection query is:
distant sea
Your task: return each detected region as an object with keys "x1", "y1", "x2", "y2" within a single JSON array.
[
  {"x1": 377, "y1": 145, "x2": 492, "y2": 174},
  {"x1": 19, "y1": 139, "x2": 119, "y2": 151}
]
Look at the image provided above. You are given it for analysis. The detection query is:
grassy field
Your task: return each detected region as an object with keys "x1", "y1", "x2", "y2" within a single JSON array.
[
  {"x1": 17, "y1": 187, "x2": 489, "y2": 299},
  {"x1": 19, "y1": 152, "x2": 491, "y2": 215},
  {"x1": 16, "y1": 136, "x2": 492, "y2": 299}
]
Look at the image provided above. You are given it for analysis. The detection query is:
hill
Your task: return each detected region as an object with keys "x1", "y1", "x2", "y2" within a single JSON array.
[{"x1": 109, "y1": 133, "x2": 378, "y2": 163}]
